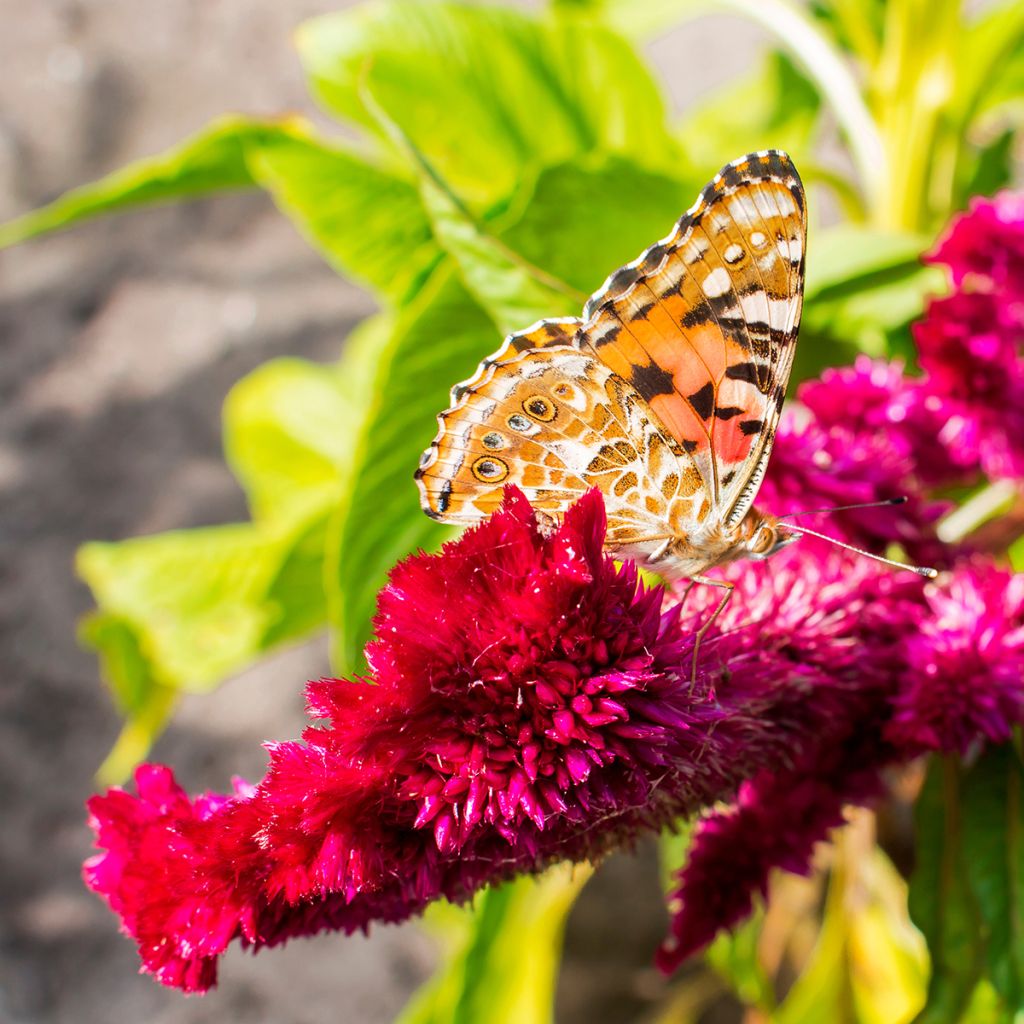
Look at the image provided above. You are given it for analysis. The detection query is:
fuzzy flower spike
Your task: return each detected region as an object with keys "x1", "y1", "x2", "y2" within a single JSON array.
[{"x1": 85, "y1": 482, "x2": 1024, "y2": 991}]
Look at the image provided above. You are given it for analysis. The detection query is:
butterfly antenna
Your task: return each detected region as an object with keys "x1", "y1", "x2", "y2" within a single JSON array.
[
  {"x1": 782, "y1": 523, "x2": 938, "y2": 578},
  {"x1": 779, "y1": 496, "x2": 907, "y2": 520}
]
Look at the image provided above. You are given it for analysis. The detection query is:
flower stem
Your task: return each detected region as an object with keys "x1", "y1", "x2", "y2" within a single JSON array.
[
  {"x1": 871, "y1": 0, "x2": 961, "y2": 230},
  {"x1": 936, "y1": 479, "x2": 1018, "y2": 544}
]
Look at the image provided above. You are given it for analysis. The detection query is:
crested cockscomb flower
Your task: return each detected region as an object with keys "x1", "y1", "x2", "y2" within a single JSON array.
[
  {"x1": 657, "y1": 733, "x2": 890, "y2": 972},
  {"x1": 758, "y1": 362, "x2": 949, "y2": 563},
  {"x1": 912, "y1": 190, "x2": 1024, "y2": 482},
  {"x1": 928, "y1": 190, "x2": 1024, "y2": 304},
  {"x1": 797, "y1": 357, "x2": 979, "y2": 488},
  {"x1": 85, "y1": 490, "x2": 731, "y2": 992},
  {"x1": 914, "y1": 290, "x2": 1024, "y2": 480},
  {"x1": 85, "y1": 487, "x2": 1024, "y2": 991},
  {"x1": 886, "y1": 563, "x2": 1024, "y2": 756}
]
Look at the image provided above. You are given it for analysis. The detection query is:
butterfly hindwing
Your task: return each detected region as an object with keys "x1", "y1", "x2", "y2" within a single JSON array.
[{"x1": 416, "y1": 346, "x2": 711, "y2": 556}]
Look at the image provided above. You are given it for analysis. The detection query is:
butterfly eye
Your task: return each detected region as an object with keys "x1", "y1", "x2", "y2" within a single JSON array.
[
  {"x1": 472, "y1": 457, "x2": 509, "y2": 483},
  {"x1": 481, "y1": 432, "x2": 506, "y2": 451},
  {"x1": 523, "y1": 395, "x2": 556, "y2": 421}
]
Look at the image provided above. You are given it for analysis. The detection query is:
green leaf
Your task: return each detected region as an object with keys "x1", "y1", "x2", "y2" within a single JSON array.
[
  {"x1": 295, "y1": 1, "x2": 679, "y2": 206},
  {"x1": 246, "y1": 133, "x2": 442, "y2": 305},
  {"x1": 956, "y1": 128, "x2": 1016, "y2": 208},
  {"x1": 418, "y1": 173, "x2": 581, "y2": 338},
  {"x1": 0, "y1": 115, "x2": 288, "y2": 248},
  {"x1": 78, "y1": 515, "x2": 328, "y2": 695},
  {"x1": 848, "y1": 849, "x2": 930, "y2": 1024},
  {"x1": 502, "y1": 156, "x2": 698, "y2": 297},
  {"x1": 417, "y1": 154, "x2": 696, "y2": 339},
  {"x1": 773, "y1": 862, "x2": 849, "y2": 1024},
  {"x1": 397, "y1": 864, "x2": 591, "y2": 1024},
  {"x1": 797, "y1": 225, "x2": 945, "y2": 372},
  {"x1": 706, "y1": 911, "x2": 774, "y2": 1013},
  {"x1": 956, "y1": 1, "x2": 1024, "y2": 124},
  {"x1": 79, "y1": 513, "x2": 330, "y2": 784},
  {"x1": 908, "y1": 757, "x2": 986, "y2": 1024},
  {"x1": 2, "y1": 115, "x2": 442, "y2": 306},
  {"x1": 79, "y1": 610, "x2": 160, "y2": 718},
  {"x1": 223, "y1": 357, "x2": 354, "y2": 524},
  {"x1": 808, "y1": 0, "x2": 885, "y2": 64},
  {"x1": 776, "y1": 842, "x2": 928, "y2": 1024},
  {"x1": 962, "y1": 744, "x2": 1024, "y2": 1013},
  {"x1": 327, "y1": 265, "x2": 495, "y2": 673},
  {"x1": 80, "y1": 348, "x2": 384, "y2": 778}
]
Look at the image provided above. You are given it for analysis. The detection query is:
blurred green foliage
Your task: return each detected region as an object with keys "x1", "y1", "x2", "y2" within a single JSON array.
[{"x1": 4, "y1": 0, "x2": 1024, "y2": 1019}]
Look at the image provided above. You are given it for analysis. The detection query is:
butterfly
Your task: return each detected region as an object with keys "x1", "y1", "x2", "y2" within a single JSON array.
[{"x1": 416, "y1": 151, "x2": 807, "y2": 666}]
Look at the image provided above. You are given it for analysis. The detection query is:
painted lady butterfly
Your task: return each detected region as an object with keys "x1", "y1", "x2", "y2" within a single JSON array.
[{"x1": 416, "y1": 151, "x2": 806, "y2": 611}]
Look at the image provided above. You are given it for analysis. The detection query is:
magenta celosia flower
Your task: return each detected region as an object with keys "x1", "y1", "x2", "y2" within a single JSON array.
[
  {"x1": 84, "y1": 490, "x2": 1024, "y2": 989},
  {"x1": 657, "y1": 735, "x2": 889, "y2": 971},
  {"x1": 928, "y1": 191, "x2": 1024, "y2": 303},
  {"x1": 758, "y1": 360, "x2": 949, "y2": 563},
  {"x1": 798, "y1": 357, "x2": 978, "y2": 488},
  {"x1": 82, "y1": 191, "x2": 1024, "y2": 994},
  {"x1": 86, "y1": 490, "x2": 731, "y2": 991},
  {"x1": 914, "y1": 291, "x2": 1024, "y2": 480},
  {"x1": 886, "y1": 563, "x2": 1024, "y2": 756},
  {"x1": 912, "y1": 190, "x2": 1024, "y2": 482}
]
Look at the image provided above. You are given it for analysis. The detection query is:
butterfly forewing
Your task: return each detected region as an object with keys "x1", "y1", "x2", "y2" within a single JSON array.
[
  {"x1": 576, "y1": 151, "x2": 806, "y2": 526},
  {"x1": 417, "y1": 150, "x2": 806, "y2": 567}
]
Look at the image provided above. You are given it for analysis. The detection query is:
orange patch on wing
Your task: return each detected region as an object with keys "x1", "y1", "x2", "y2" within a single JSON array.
[
  {"x1": 714, "y1": 417, "x2": 758, "y2": 466},
  {"x1": 649, "y1": 394, "x2": 710, "y2": 450}
]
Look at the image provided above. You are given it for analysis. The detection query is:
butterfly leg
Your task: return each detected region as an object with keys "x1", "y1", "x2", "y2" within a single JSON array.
[{"x1": 686, "y1": 576, "x2": 735, "y2": 693}]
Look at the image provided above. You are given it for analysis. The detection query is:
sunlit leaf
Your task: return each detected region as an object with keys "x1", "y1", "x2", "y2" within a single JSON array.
[
  {"x1": 327, "y1": 265, "x2": 494, "y2": 673},
  {"x1": 706, "y1": 911, "x2": 774, "y2": 1013},
  {"x1": 397, "y1": 865, "x2": 592, "y2": 1024},
  {"x1": 78, "y1": 515, "x2": 328, "y2": 696},
  {"x1": 0, "y1": 114, "x2": 282, "y2": 248},
  {"x1": 423, "y1": 154, "x2": 697, "y2": 337},
  {"x1": 503, "y1": 156, "x2": 698, "y2": 296},
  {"x1": 808, "y1": 0, "x2": 885, "y2": 64},
  {"x1": 797, "y1": 225, "x2": 945, "y2": 375},
  {"x1": 772, "y1": 858, "x2": 848, "y2": 1024},
  {"x1": 955, "y1": 128, "x2": 1016, "y2": 208},
  {"x1": 775, "y1": 838, "x2": 927, "y2": 1024},
  {"x1": 848, "y1": 851, "x2": 929, "y2": 1024},
  {"x1": 1, "y1": 116, "x2": 440, "y2": 306},
  {"x1": 417, "y1": 169, "x2": 581, "y2": 337},
  {"x1": 296, "y1": 1, "x2": 679, "y2": 207},
  {"x1": 223, "y1": 358, "x2": 353, "y2": 524},
  {"x1": 956, "y1": 0, "x2": 1024, "y2": 124},
  {"x1": 247, "y1": 133, "x2": 442, "y2": 304}
]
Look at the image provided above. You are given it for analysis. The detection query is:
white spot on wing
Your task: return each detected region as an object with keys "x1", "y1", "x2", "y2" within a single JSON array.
[
  {"x1": 701, "y1": 267, "x2": 732, "y2": 298},
  {"x1": 728, "y1": 195, "x2": 761, "y2": 222}
]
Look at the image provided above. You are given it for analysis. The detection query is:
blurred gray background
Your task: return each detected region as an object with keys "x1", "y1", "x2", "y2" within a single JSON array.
[{"x1": 0, "y1": 3, "x2": 765, "y2": 1021}]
